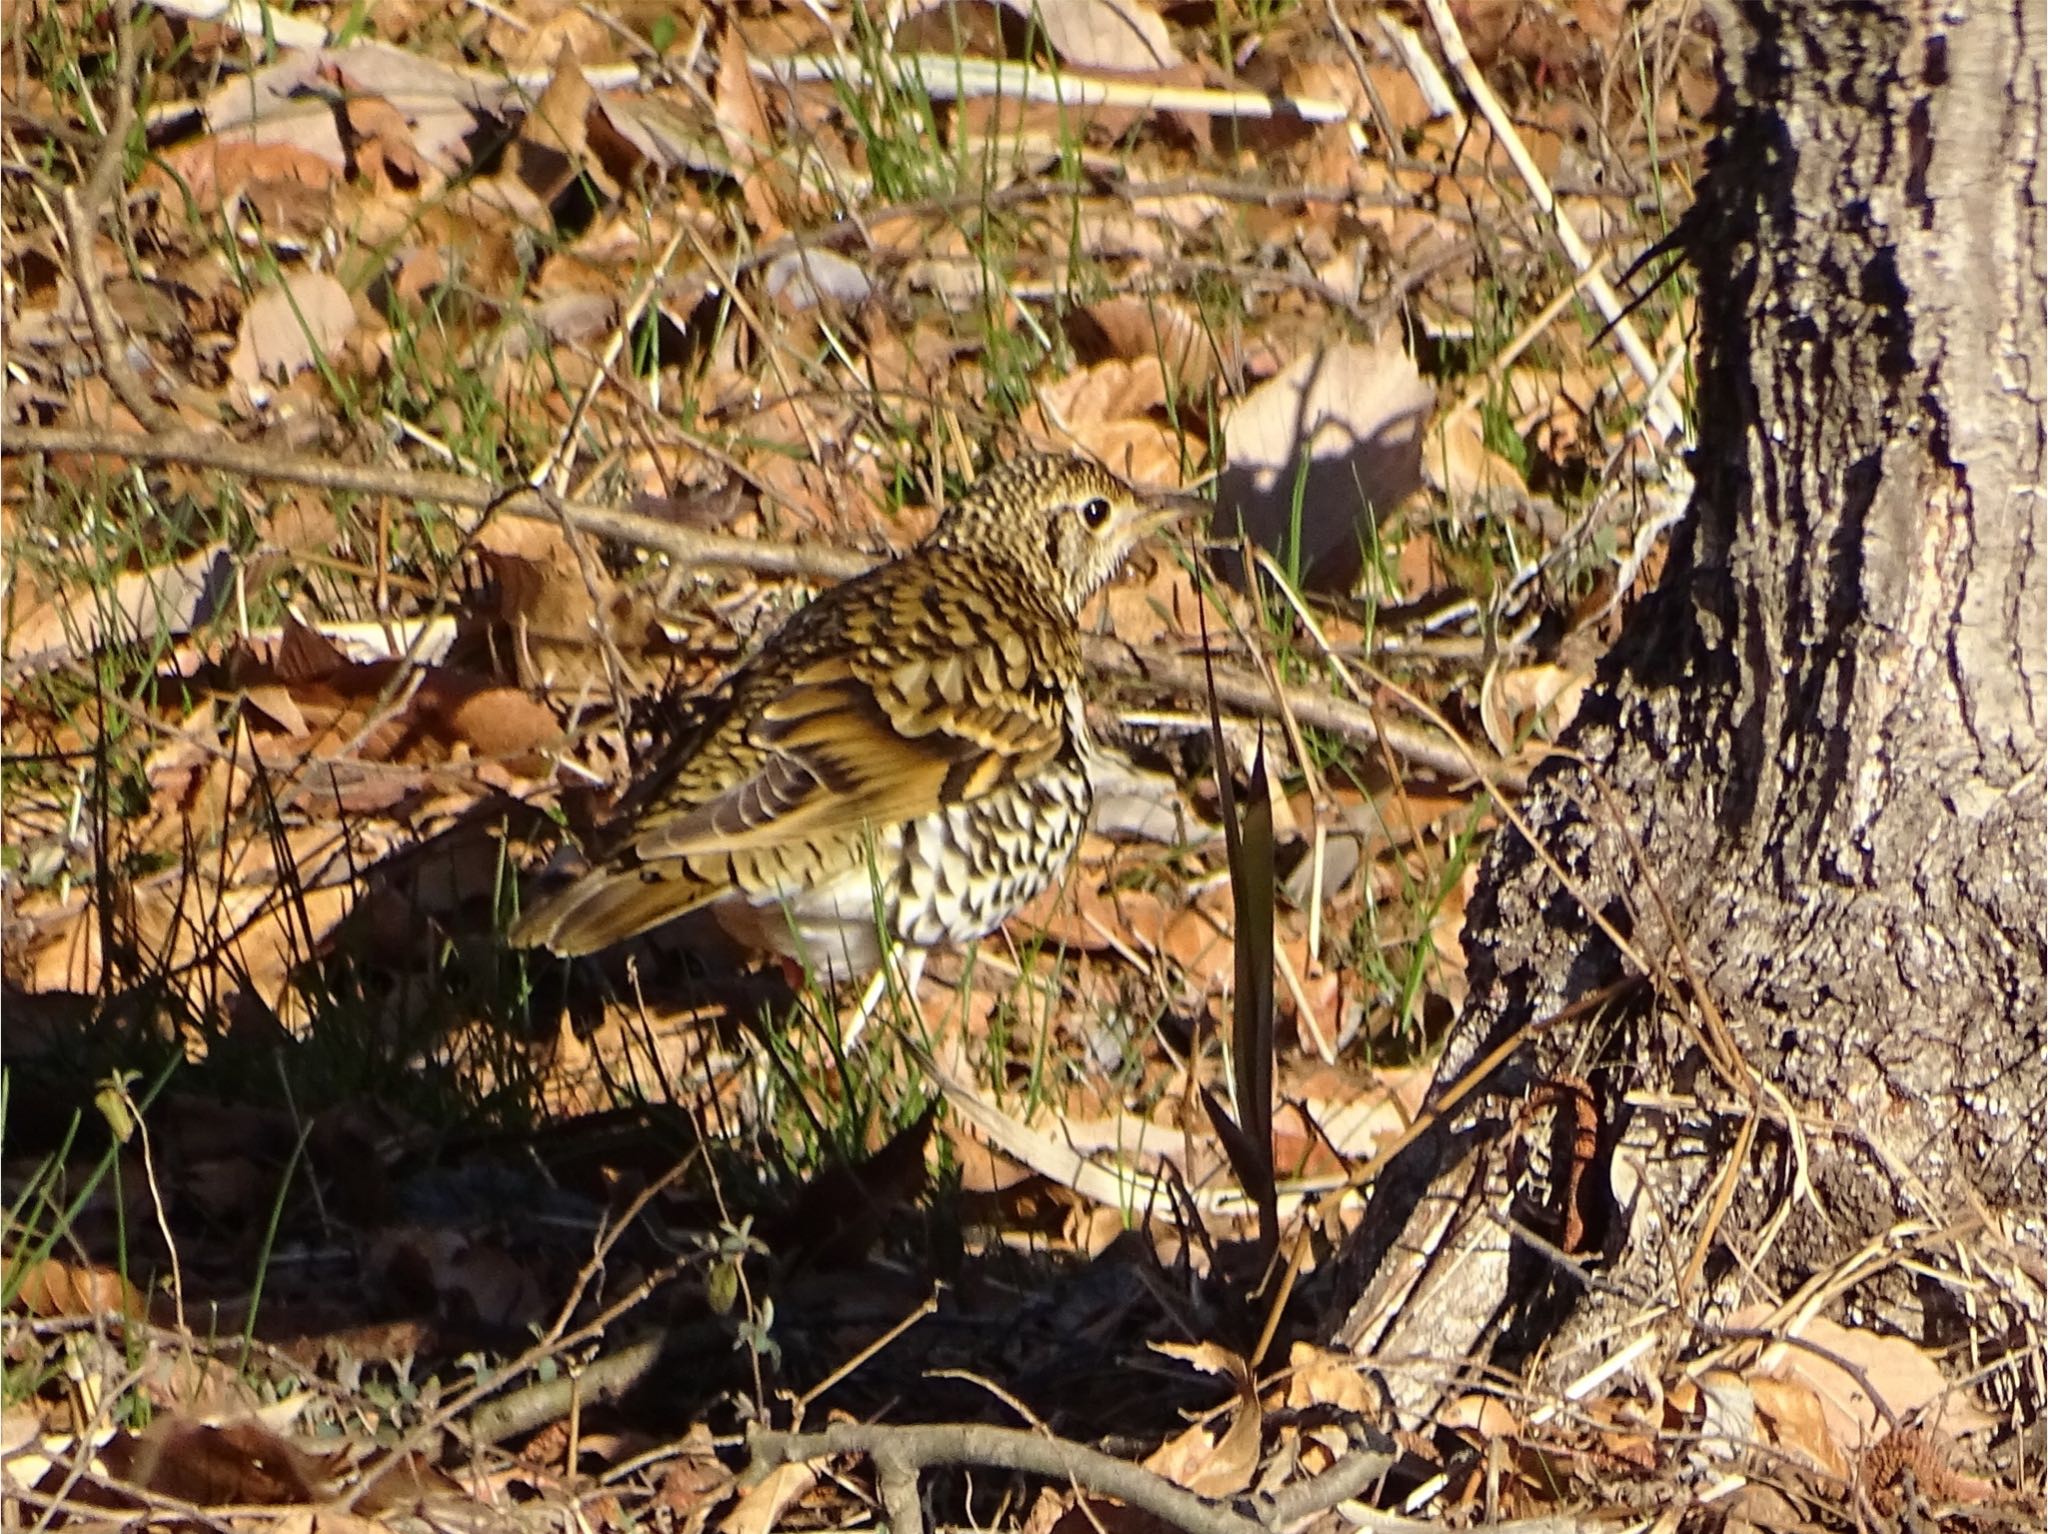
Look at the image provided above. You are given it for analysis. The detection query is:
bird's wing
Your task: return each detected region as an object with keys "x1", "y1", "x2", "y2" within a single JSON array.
[{"x1": 632, "y1": 570, "x2": 1073, "y2": 862}]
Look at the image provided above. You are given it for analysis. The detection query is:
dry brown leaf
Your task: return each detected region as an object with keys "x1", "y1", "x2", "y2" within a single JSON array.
[
  {"x1": 14, "y1": 738, "x2": 401, "y2": 1027},
  {"x1": 1426, "y1": 412, "x2": 1528, "y2": 505},
  {"x1": 1070, "y1": 295, "x2": 1222, "y2": 391},
  {"x1": 507, "y1": 46, "x2": 598, "y2": 208},
  {"x1": 1294, "y1": 1075, "x2": 1418, "y2": 1163},
  {"x1": 10, "y1": 1257, "x2": 147, "y2": 1319},
  {"x1": 1002, "y1": 0, "x2": 1182, "y2": 71},
  {"x1": 1284, "y1": 1342, "x2": 1375, "y2": 1412},
  {"x1": 1035, "y1": 879, "x2": 1172, "y2": 953},
  {"x1": 195, "y1": 50, "x2": 343, "y2": 164},
  {"x1": 1287, "y1": 788, "x2": 1471, "y2": 906},
  {"x1": 594, "y1": 92, "x2": 734, "y2": 177},
  {"x1": 1161, "y1": 903, "x2": 1232, "y2": 994},
  {"x1": 530, "y1": 996, "x2": 714, "y2": 1117},
  {"x1": 229, "y1": 271, "x2": 357, "y2": 391},
  {"x1": 892, "y1": 0, "x2": 1014, "y2": 54},
  {"x1": 1749, "y1": 1375, "x2": 1845, "y2": 1477},
  {"x1": 102, "y1": 1418, "x2": 339, "y2": 1507},
  {"x1": 414, "y1": 676, "x2": 563, "y2": 761},
  {"x1": 714, "y1": 27, "x2": 788, "y2": 239},
  {"x1": 1066, "y1": 202, "x2": 1201, "y2": 259},
  {"x1": 1219, "y1": 338, "x2": 1436, "y2": 591},
  {"x1": 1488, "y1": 661, "x2": 1592, "y2": 750},
  {"x1": 241, "y1": 682, "x2": 311, "y2": 736},
  {"x1": 475, "y1": 517, "x2": 613, "y2": 675},
  {"x1": 342, "y1": 93, "x2": 428, "y2": 191},
  {"x1": 1143, "y1": 1395, "x2": 1261, "y2": 1496},
  {"x1": 1, "y1": 1404, "x2": 41, "y2": 1462},
  {"x1": 322, "y1": 43, "x2": 502, "y2": 174},
  {"x1": 1026, "y1": 358, "x2": 1207, "y2": 488},
  {"x1": 4, "y1": 543, "x2": 229, "y2": 674},
  {"x1": 1440, "y1": 1393, "x2": 1520, "y2": 1436},
  {"x1": 1041, "y1": 355, "x2": 1170, "y2": 422},
  {"x1": 1078, "y1": 419, "x2": 1202, "y2": 489},
  {"x1": 142, "y1": 137, "x2": 339, "y2": 214},
  {"x1": 1149, "y1": 1339, "x2": 1248, "y2": 1380},
  {"x1": 1734, "y1": 1310, "x2": 1997, "y2": 1450},
  {"x1": 719, "y1": 1461, "x2": 815, "y2": 1534},
  {"x1": 224, "y1": 624, "x2": 563, "y2": 766},
  {"x1": 501, "y1": 6, "x2": 615, "y2": 71}
]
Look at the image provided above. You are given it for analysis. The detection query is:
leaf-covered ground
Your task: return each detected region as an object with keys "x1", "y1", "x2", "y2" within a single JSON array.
[{"x1": 9, "y1": 0, "x2": 2008, "y2": 1527}]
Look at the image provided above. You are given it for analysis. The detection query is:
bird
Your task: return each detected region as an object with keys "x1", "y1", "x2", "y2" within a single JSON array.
[{"x1": 510, "y1": 453, "x2": 1190, "y2": 1031}]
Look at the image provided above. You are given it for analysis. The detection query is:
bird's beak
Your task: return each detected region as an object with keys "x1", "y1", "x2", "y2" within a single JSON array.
[{"x1": 1143, "y1": 491, "x2": 1210, "y2": 535}]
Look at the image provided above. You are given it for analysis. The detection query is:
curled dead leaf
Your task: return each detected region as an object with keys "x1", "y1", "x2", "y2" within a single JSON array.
[
  {"x1": 10, "y1": 1257, "x2": 146, "y2": 1320},
  {"x1": 1218, "y1": 339, "x2": 1435, "y2": 591},
  {"x1": 508, "y1": 46, "x2": 599, "y2": 207},
  {"x1": 1069, "y1": 295, "x2": 1223, "y2": 392}
]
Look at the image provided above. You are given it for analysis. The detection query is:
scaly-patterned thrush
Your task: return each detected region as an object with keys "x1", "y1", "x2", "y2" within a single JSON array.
[{"x1": 510, "y1": 454, "x2": 1185, "y2": 995}]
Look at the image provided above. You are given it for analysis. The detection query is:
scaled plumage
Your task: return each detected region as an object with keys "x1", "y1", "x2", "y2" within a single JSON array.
[{"x1": 510, "y1": 455, "x2": 1181, "y2": 979}]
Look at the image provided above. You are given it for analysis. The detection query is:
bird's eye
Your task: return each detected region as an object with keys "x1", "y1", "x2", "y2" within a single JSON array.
[{"x1": 1080, "y1": 496, "x2": 1114, "y2": 530}]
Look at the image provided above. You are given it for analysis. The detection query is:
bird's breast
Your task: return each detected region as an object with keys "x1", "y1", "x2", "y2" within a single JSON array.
[{"x1": 892, "y1": 762, "x2": 1093, "y2": 947}]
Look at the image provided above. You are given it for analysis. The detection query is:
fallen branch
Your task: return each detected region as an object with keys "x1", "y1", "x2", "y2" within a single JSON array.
[
  {"x1": 5, "y1": 425, "x2": 867, "y2": 580},
  {"x1": 1090, "y1": 636, "x2": 1522, "y2": 790},
  {"x1": 55, "y1": 0, "x2": 177, "y2": 435},
  {"x1": 4, "y1": 425, "x2": 1519, "y2": 787},
  {"x1": 745, "y1": 1419, "x2": 1396, "y2": 1534}
]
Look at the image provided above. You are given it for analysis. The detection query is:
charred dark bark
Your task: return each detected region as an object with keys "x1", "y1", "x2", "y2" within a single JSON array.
[{"x1": 1331, "y1": 0, "x2": 2044, "y2": 1428}]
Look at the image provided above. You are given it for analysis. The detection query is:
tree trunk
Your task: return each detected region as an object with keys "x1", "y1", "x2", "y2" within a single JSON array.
[{"x1": 1331, "y1": 0, "x2": 2045, "y2": 1429}]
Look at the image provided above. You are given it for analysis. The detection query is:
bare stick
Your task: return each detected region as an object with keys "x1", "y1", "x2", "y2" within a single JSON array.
[
  {"x1": 1419, "y1": 0, "x2": 1687, "y2": 442},
  {"x1": 57, "y1": 0, "x2": 175, "y2": 434},
  {"x1": 747, "y1": 1419, "x2": 1401, "y2": 1534},
  {"x1": 6, "y1": 425, "x2": 869, "y2": 580},
  {"x1": 6, "y1": 426, "x2": 1518, "y2": 785}
]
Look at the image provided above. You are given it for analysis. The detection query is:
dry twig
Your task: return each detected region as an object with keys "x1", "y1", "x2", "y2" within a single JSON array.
[
  {"x1": 745, "y1": 1419, "x2": 1397, "y2": 1534},
  {"x1": 5, "y1": 426, "x2": 1517, "y2": 785}
]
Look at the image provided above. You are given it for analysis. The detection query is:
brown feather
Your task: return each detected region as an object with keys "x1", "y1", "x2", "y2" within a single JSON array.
[{"x1": 509, "y1": 865, "x2": 722, "y2": 956}]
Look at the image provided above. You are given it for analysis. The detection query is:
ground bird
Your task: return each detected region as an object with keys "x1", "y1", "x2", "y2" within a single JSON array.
[{"x1": 510, "y1": 454, "x2": 1193, "y2": 1030}]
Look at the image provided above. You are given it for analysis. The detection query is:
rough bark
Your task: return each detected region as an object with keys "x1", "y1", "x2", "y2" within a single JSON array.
[{"x1": 1330, "y1": 0, "x2": 2045, "y2": 1428}]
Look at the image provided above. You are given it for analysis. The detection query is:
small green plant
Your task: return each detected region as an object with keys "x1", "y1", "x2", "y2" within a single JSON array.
[
  {"x1": 835, "y1": 8, "x2": 960, "y2": 206},
  {"x1": 1347, "y1": 798, "x2": 1488, "y2": 1058}
]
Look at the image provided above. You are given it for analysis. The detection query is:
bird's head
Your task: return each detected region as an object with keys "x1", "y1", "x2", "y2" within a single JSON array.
[{"x1": 927, "y1": 453, "x2": 1199, "y2": 615}]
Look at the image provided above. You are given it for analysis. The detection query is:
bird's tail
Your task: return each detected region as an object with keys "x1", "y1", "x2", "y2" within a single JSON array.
[{"x1": 508, "y1": 865, "x2": 715, "y2": 956}]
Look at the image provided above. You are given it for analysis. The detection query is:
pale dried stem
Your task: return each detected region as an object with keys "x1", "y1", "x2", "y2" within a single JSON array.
[
  {"x1": 56, "y1": 0, "x2": 174, "y2": 435},
  {"x1": 532, "y1": 224, "x2": 691, "y2": 495},
  {"x1": 1419, "y1": 0, "x2": 1688, "y2": 442},
  {"x1": 7, "y1": 426, "x2": 1517, "y2": 786},
  {"x1": 745, "y1": 1418, "x2": 1400, "y2": 1534}
]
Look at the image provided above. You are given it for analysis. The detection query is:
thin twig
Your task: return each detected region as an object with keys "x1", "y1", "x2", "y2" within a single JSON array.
[
  {"x1": 79, "y1": 0, "x2": 139, "y2": 222},
  {"x1": 1419, "y1": 0, "x2": 1686, "y2": 442},
  {"x1": 57, "y1": 0, "x2": 173, "y2": 434},
  {"x1": 748, "y1": 1421, "x2": 1264, "y2": 1534},
  {"x1": 795, "y1": 1289, "x2": 941, "y2": 1415},
  {"x1": 5, "y1": 425, "x2": 868, "y2": 580},
  {"x1": 6, "y1": 426, "x2": 1518, "y2": 786},
  {"x1": 747, "y1": 1419, "x2": 1402, "y2": 1534},
  {"x1": 1087, "y1": 637, "x2": 1524, "y2": 790}
]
